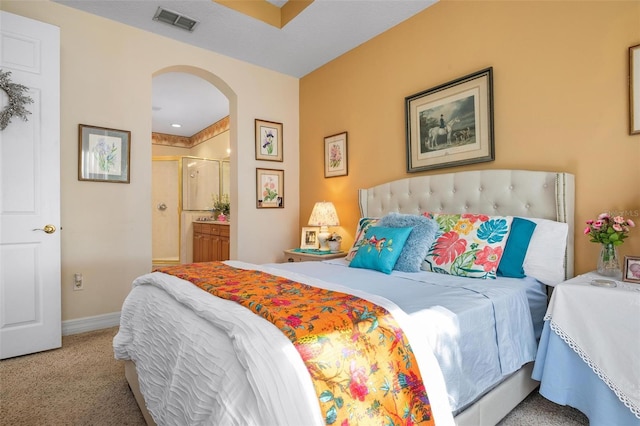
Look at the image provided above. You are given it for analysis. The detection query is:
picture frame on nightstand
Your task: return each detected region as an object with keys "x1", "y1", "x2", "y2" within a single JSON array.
[
  {"x1": 301, "y1": 227, "x2": 320, "y2": 250},
  {"x1": 623, "y1": 255, "x2": 640, "y2": 283}
]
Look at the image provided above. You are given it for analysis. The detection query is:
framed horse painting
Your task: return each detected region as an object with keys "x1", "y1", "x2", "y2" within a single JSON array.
[{"x1": 405, "y1": 68, "x2": 495, "y2": 173}]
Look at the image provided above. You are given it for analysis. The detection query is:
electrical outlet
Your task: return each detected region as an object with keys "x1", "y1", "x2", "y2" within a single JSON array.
[{"x1": 73, "y1": 273, "x2": 83, "y2": 291}]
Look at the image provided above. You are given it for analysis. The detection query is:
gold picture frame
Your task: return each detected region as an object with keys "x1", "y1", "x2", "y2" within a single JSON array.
[
  {"x1": 256, "y1": 168, "x2": 284, "y2": 208},
  {"x1": 255, "y1": 119, "x2": 283, "y2": 161}
]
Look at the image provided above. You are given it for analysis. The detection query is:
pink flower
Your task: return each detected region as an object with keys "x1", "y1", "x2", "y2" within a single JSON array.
[
  {"x1": 271, "y1": 298, "x2": 291, "y2": 306},
  {"x1": 297, "y1": 344, "x2": 315, "y2": 362},
  {"x1": 475, "y1": 246, "x2": 503, "y2": 272},
  {"x1": 348, "y1": 361, "x2": 369, "y2": 401},
  {"x1": 585, "y1": 212, "x2": 634, "y2": 245},
  {"x1": 286, "y1": 315, "x2": 301, "y2": 328},
  {"x1": 462, "y1": 213, "x2": 489, "y2": 223}
]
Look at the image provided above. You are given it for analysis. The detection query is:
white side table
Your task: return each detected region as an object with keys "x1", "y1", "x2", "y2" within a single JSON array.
[{"x1": 532, "y1": 271, "x2": 640, "y2": 424}]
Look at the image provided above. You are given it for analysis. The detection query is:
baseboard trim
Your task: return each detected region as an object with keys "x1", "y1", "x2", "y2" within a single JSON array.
[{"x1": 62, "y1": 312, "x2": 121, "y2": 336}]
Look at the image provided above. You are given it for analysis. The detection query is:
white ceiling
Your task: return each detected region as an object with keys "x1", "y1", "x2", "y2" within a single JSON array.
[
  {"x1": 151, "y1": 72, "x2": 229, "y2": 136},
  {"x1": 54, "y1": 0, "x2": 437, "y2": 136}
]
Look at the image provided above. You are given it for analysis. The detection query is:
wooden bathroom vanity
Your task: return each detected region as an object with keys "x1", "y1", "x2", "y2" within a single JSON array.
[{"x1": 193, "y1": 221, "x2": 230, "y2": 262}]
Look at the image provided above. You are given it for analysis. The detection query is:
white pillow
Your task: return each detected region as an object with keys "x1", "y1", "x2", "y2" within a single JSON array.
[{"x1": 522, "y1": 218, "x2": 568, "y2": 286}]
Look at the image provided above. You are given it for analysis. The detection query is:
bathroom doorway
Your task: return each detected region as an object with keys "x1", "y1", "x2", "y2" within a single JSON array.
[{"x1": 151, "y1": 70, "x2": 230, "y2": 266}]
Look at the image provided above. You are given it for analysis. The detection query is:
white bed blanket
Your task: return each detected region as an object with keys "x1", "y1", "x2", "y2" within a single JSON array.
[{"x1": 114, "y1": 261, "x2": 456, "y2": 426}]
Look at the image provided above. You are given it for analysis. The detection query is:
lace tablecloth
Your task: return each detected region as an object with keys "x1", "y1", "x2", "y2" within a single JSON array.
[{"x1": 544, "y1": 271, "x2": 640, "y2": 418}]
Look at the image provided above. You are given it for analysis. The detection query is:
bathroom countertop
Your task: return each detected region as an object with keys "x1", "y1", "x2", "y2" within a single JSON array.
[{"x1": 194, "y1": 219, "x2": 230, "y2": 225}]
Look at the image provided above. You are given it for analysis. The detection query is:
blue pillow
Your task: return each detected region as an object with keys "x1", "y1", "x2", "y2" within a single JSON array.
[
  {"x1": 349, "y1": 226, "x2": 413, "y2": 274},
  {"x1": 378, "y1": 213, "x2": 439, "y2": 272},
  {"x1": 497, "y1": 217, "x2": 537, "y2": 278}
]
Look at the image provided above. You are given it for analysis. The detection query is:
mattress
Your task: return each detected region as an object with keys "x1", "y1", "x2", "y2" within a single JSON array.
[{"x1": 114, "y1": 259, "x2": 545, "y2": 424}]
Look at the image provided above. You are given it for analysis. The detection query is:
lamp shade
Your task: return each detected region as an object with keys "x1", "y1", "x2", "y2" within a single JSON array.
[{"x1": 307, "y1": 202, "x2": 340, "y2": 227}]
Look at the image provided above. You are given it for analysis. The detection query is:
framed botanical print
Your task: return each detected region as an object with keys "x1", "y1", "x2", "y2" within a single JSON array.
[
  {"x1": 78, "y1": 124, "x2": 131, "y2": 183},
  {"x1": 255, "y1": 119, "x2": 283, "y2": 161},
  {"x1": 256, "y1": 168, "x2": 284, "y2": 208},
  {"x1": 324, "y1": 131, "x2": 348, "y2": 178}
]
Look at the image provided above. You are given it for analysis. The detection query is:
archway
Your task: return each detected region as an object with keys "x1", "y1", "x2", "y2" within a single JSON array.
[{"x1": 151, "y1": 66, "x2": 237, "y2": 265}]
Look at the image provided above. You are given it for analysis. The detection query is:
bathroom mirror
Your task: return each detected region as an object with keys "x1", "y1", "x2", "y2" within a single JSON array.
[{"x1": 182, "y1": 157, "x2": 220, "y2": 211}]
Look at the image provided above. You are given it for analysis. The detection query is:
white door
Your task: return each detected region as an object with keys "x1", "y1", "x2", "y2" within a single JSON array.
[{"x1": 0, "y1": 11, "x2": 61, "y2": 359}]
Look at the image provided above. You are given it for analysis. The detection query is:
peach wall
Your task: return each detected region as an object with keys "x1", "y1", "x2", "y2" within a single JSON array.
[
  {"x1": 1, "y1": 1, "x2": 300, "y2": 322},
  {"x1": 300, "y1": 0, "x2": 640, "y2": 276}
]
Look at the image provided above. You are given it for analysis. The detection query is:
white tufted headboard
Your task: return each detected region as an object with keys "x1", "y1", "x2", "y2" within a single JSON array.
[{"x1": 358, "y1": 169, "x2": 575, "y2": 279}]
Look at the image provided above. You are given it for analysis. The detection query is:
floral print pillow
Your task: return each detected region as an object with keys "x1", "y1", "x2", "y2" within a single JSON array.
[{"x1": 421, "y1": 213, "x2": 513, "y2": 279}]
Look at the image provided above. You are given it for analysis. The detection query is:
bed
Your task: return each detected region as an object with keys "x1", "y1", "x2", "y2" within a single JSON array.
[{"x1": 114, "y1": 169, "x2": 575, "y2": 426}]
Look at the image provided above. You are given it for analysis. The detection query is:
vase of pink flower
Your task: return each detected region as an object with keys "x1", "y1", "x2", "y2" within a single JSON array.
[{"x1": 584, "y1": 213, "x2": 635, "y2": 277}]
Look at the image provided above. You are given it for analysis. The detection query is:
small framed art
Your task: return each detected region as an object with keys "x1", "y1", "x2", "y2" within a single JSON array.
[
  {"x1": 629, "y1": 44, "x2": 640, "y2": 135},
  {"x1": 301, "y1": 227, "x2": 320, "y2": 249},
  {"x1": 405, "y1": 67, "x2": 494, "y2": 173},
  {"x1": 256, "y1": 168, "x2": 284, "y2": 208},
  {"x1": 78, "y1": 124, "x2": 131, "y2": 183},
  {"x1": 623, "y1": 255, "x2": 640, "y2": 283},
  {"x1": 324, "y1": 131, "x2": 348, "y2": 178},
  {"x1": 255, "y1": 119, "x2": 283, "y2": 161}
]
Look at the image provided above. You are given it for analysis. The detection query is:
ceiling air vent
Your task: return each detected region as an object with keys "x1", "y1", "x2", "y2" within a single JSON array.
[{"x1": 153, "y1": 7, "x2": 199, "y2": 32}]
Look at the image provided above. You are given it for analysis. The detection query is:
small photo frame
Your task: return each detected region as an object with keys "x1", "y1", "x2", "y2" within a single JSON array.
[
  {"x1": 405, "y1": 67, "x2": 494, "y2": 172},
  {"x1": 623, "y1": 255, "x2": 640, "y2": 283},
  {"x1": 256, "y1": 168, "x2": 284, "y2": 208},
  {"x1": 629, "y1": 44, "x2": 640, "y2": 135},
  {"x1": 301, "y1": 227, "x2": 320, "y2": 249},
  {"x1": 324, "y1": 131, "x2": 348, "y2": 178},
  {"x1": 78, "y1": 124, "x2": 131, "y2": 183},
  {"x1": 255, "y1": 119, "x2": 283, "y2": 161}
]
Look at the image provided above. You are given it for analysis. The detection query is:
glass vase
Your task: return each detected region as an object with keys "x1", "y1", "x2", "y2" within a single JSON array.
[{"x1": 597, "y1": 243, "x2": 621, "y2": 278}]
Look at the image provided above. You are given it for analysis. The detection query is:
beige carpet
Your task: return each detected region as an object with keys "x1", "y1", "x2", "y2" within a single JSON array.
[
  {"x1": 0, "y1": 327, "x2": 588, "y2": 425},
  {"x1": 0, "y1": 327, "x2": 145, "y2": 426}
]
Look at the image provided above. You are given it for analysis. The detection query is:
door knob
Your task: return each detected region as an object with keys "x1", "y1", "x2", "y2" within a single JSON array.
[{"x1": 33, "y1": 224, "x2": 56, "y2": 234}]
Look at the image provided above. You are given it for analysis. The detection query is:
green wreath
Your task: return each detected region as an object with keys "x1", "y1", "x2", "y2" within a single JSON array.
[{"x1": 0, "y1": 69, "x2": 33, "y2": 131}]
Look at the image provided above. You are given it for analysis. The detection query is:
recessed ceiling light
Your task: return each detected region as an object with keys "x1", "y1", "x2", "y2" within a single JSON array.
[{"x1": 171, "y1": 123, "x2": 182, "y2": 128}]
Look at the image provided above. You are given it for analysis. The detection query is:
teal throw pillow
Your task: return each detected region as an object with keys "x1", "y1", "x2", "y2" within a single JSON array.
[
  {"x1": 349, "y1": 226, "x2": 413, "y2": 274},
  {"x1": 497, "y1": 217, "x2": 537, "y2": 278}
]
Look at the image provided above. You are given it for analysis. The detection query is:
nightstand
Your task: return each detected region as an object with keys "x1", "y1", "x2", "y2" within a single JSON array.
[
  {"x1": 532, "y1": 271, "x2": 640, "y2": 424},
  {"x1": 283, "y1": 249, "x2": 346, "y2": 263}
]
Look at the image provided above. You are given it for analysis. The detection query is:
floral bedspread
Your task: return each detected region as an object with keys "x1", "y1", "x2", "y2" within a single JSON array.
[{"x1": 156, "y1": 262, "x2": 435, "y2": 425}]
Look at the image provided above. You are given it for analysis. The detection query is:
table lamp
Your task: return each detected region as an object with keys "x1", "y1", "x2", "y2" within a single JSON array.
[{"x1": 307, "y1": 201, "x2": 340, "y2": 251}]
